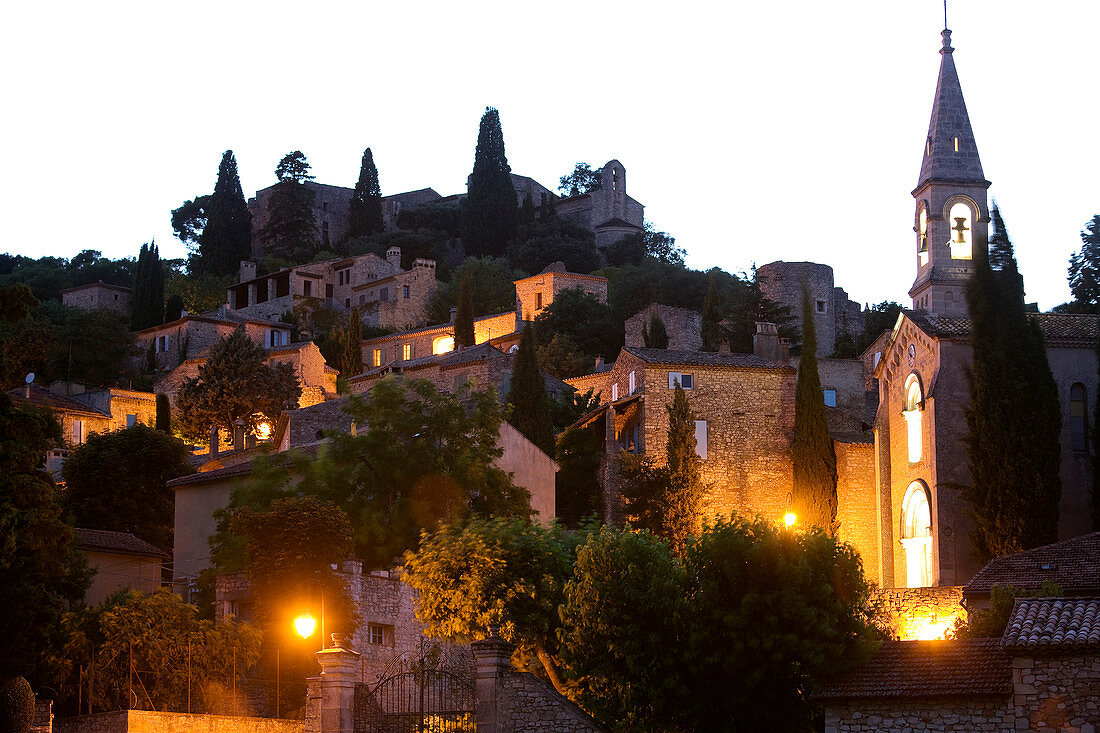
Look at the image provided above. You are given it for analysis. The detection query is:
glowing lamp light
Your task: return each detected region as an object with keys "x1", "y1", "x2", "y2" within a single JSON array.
[
  {"x1": 784, "y1": 512, "x2": 797, "y2": 529},
  {"x1": 255, "y1": 421, "x2": 273, "y2": 440},
  {"x1": 294, "y1": 613, "x2": 317, "y2": 639}
]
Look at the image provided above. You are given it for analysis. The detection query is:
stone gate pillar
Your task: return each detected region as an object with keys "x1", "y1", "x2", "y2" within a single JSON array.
[
  {"x1": 313, "y1": 637, "x2": 361, "y2": 733},
  {"x1": 471, "y1": 634, "x2": 516, "y2": 733}
]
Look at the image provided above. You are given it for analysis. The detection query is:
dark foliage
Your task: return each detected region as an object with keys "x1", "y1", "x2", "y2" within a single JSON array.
[
  {"x1": 454, "y1": 272, "x2": 476, "y2": 347},
  {"x1": 534, "y1": 288, "x2": 621, "y2": 366},
  {"x1": 558, "y1": 162, "x2": 602, "y2": 197},
  {"x1": 953, "y1": 582, "x2": 1062, "y2": 639},
  {"x1": 426, "y1": 257, "x2": 520, "y2": 325},
  {"x1": 155, "y1": 393, "x2": 171, "y2": 432},
  {"x1": 0, "y1": 676, "x2": 34, "y2": 733},
  {"x1": 554, "y1": 426, "x2": 604, "y2": 526},
  {"x1": 0, "y1": 251, "x2": 134, "y2": 304},
  {"x1": 195, "y1": 151, "x2": 253, "y2": 277},
  {"x1": 347, "y1": 148, "x2": 384, "y2": 239},
  {"x1": 130, "y1": 242, "x2": 165, "y2": 331},
  {"x1": 1067, "y1": 214, "x2": 1100, "y2": 311},
  {"x1": 162, "y1": 293, "x2": 184, "y2": 324},
  {"x1": 396, "y1": 200, "x2": 464, "y2": 238},
  {"x1": 510, "y1": 218, "x2": 600, "y2": 275},
  {"x1": 259, "y1": 151, "x2": 319, "y2": 263},
  {"x1": 642, "y1": 312, "x2": 669, "y2": 348},
  {"x1": 506, "y1": 324, "x2": 555, "y2": 455},
  {"x1": 464, "y1": 108, "x2": 517, "y2": 256}
]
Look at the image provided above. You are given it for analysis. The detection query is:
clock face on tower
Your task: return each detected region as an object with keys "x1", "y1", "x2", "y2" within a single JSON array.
[{"x1": 907, "y1": 343, "x2": 917, "y2": 366}]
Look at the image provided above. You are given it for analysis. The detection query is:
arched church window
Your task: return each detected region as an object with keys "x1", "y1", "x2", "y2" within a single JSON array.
[
  {"x1": 901, "y1": 482, "x2": 934, "y2": 588},
  {"x1": 918, "y1": 207, "x2": 929, "y2": 266},
  {"x1": 948, "y1": 201, "x2": 974, "y2": 260},
  {"x1": 1071, "y1": 383, "x2": 1088, "y2": 452},
  {"x1": 902, "y1": 373, "x2": 923, "y2": 463}
]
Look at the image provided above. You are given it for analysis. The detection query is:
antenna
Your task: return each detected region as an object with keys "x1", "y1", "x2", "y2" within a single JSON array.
[{"x1": 943, "y1": 0, "x2": 948, "y2": 30}]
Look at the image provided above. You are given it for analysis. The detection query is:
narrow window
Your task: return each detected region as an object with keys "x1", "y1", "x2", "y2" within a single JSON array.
[
  {"x1": 403, "y1": 285, "x2": 410, "y2": 299},
  {"x1": 126, "y1": 414, "x2": 137, "y2": 427},
  {"x1": 823, "y1": 389, "x2": 837, "y2": 407},
  {"x1": 953, "y1": 137, "x2": 959, "y2": 152},
  {"x1": 628, "y1": 371, "x2": 636, "y2": 395},
  {"x1": 367, "y1": 624, "x2": 384, "y2": 645},
  {"x1": 694, "y1": 420, "x2": 708, "y2": 459},
  {"x1": 373, "y1": 348, "x2": 382, "y2": 367},
  {"x1": 1071, "y1": 383, "x2": 1088, "y2": 452},
  {"x1": 903, "y1": 375, "x2": 923, "y2": 463},
  {"x1": 901, "y1": 483, "x2": 934, "y2": 588},
  {"x1": 73, "y1": 419, "x2": 84, "y2": 445},
  {"x1": 345, "y1": 298, "x2": 351, "y2": 308},
  {"x1": 536, "y1": 292, "x2": 543, "y2": 310},
  {"x1": 304, "y1": 280, "x2": 312, "y2": 297},
  {"x1": 926, "y1": 137, "x2": 932, "y2": 155},
  {"x1": 402, "y1": 343, "x2": 412, "y2": 361},
  {"x1": 611, "y1": 383, "x2": 619, "y2": 401},
  {"x1": 322, "y1": 221, "x2": 330, "y2": 246}
]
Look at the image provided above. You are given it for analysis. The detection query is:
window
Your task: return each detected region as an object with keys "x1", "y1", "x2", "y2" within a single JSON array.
[
  {"x1": 628, "y1": 371, "x2": 636, "y2": 394},
  {"x1": 345, "y1": 298, "x2": 351, "y2": 308},
  {"x1": 453, "y1": 374, "x2": 468, "y2": 390},
  {"x1": 947, "y1": 201, "x2": 974, "y2": 260},
  {"x1": 815, "y1": 299, "x2": 827, "y2": 314},
  {"x1": 322, "y1": 201, "x2": 329, "y2": 212},
  {"x1": 402, "y1": 343, "x2": 412, "y2": 361},
  {"x1": 156, "y1": 335, "x2": 169, "y2": 353},
  {"x1": 953, "y1": 136, "x2": 959, "y2": 152},
  {"x1": 668, "y1": 372, "x2": 693, "y2": 389},
  {"x1": 433, "y1": 336, "x2": 455, "y2": 355},
  {"x1": 72, "y1": 419, "x2": 84, "y2": 445},
  {"x1": 694, "y1": 420, "x2": 708, "y2": 459},
  {"x1": 901, "y1": 482, "x2": 934, "y2": 588},
  {"x1": 918, "y1": 207, "x2": 929, "y2": 266},
  {"x1": 367, "y1": 624, "x2": 384, "y2": 645},
  {"x1": 1071, "y1": 383, "x2": 1088, "y2": 452},
  {"x1": 113, "y1": 293, "x2": 119, "y2": 301},
  {"x1": 126, "y1": 414, "x2": 137, "y2": 427},
  {"x1": 902, "y1": 374, "x2": 923, "y2": 463},
  {"x1": 373, "y1": 348, "x2": 383, "y2": 367},
  {"x1": 380, "y1": 287, "x2": 389, "y2": 301},
  {"x1": 611, "y1": 383, "x2": 619, "y2": 401},
  {"x1": 403, "y1": 285, "x2": 410, "y2": 299},
  {"x1": 304, "y1": 280, "x2": 312, "y2": 297},
  {"x1": 823, "y1": 389, "x2": 837, "y2": 407},
  {"x1": 536, "y1": 292, "x2": 543, "y2": 310}
]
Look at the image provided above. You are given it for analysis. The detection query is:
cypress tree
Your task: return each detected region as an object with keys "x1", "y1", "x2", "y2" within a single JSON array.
[
  {"x1": 520, "y1": 193, "x2": 535, "y2": 225},
  {"x1": 642, "y1": 312, "x2": 670, "y2": 349},
  {"x1": 131, "y1": 242, "x2": 165, "y2": 331},
  {"x1": 155, "y1": 393, "x2": 171, "y2": 433},
  {"x1": 198, "y1": 150, "x2": 253, "y2": 277},
  {"x1": 454, "y1": 273, "x2": 476, "y2": 347},
  {"x1": 343, "y1": 308, "x2": 364, "y2": 377},
  {"x1": 347, "y1": 148, "x2": 384, "y2": 239},
  {"x1": 791, "y1": 286, "x2": 838, "y2": 533},
  {"x1": 506, "y1": 323, "x2": 555, "y2": 455},
  {"x1": 163, "y1": 293, "x2": 184, "y2": 324},
  {"x1": 964, "y1": 207, "x2": 1062, "y2": 560},
  {"x1": 464, "y1": 108, "x2": 518, "y2": 257},
  {"x1": 664, "y1": 383, "x2": 704, "y2": 553}
]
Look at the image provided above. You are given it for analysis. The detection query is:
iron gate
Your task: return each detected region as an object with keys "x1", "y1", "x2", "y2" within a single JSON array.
[{"x1": 360, "y1": 642, "x2": 475, "y2": 733}]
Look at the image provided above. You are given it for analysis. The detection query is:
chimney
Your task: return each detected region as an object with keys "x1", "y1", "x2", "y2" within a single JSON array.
[
  {"x1": 778, "y1": 338, "x2": 791, "y2": 364},
  {"x1": 233, "y1": 419, "x2": 245, "y2": 452},
  {"x1": 595, "y1": 355, "x2": 605, "y2": 371},
  {"x1": 753, "y1": 322, "x2": 780, "y2": 362},
  {"x1": 449, "y1": 307, "x2": 457, "y2": 323},
  {"x1": 718, "y1": 339, "x2": 731, "y2": 356},
  {"x1": 386, "y1": 246, "x2": 401, "y2": 270},
  {"x1": 239, "y1": 261, "x2": 257, "y2": 283},
  {"x1": 209, "y1": 426, "x2": 220, "y2": 457}
]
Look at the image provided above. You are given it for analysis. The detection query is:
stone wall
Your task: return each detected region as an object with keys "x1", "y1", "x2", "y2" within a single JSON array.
[
  {"x1": 54, "y1": 711, "x2": 302, "y2": 733},
  {"x1": 836, "y1": 441, "x2": 879, "y2": 586},
  {"x1": 757, "y1": 261, "x2": 839, "y2": 356},
  {"x1": 823, "y1": 696, "x2": 1013, "y2": 732},
  {"x1": 61, "y1": 284, "x2": 133, "y2": 316},
  {"x1": 623, "y1": 304, "x2": 702, "y2": 351},
  {"x1": 873, "y1": 586, "x2": 965, "y2": 641},
  {"x1": 248, "y1": 182, "x2": 353, "y2": 260},
  {"x1": 34, "y1": 699, "x2": 52, "y2": 733},
  {"x1": 496, "y1": 673, "x2": 603, "y2": 732},
  {"x1": 514, "y1": 273, "x2": 607, "y2": 322},
  {"x1": 1014, "y1": 654, "x2": 1100, "y2": 730}
]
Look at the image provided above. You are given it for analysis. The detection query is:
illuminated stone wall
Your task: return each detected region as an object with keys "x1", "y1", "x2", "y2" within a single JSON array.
[
  {"x1": 53, "y1": 710, "x2": 303, "y2": 733},
  {"x1": 1013, "y1": 654, "x2": 1100, "y2": 730},
  {"x1": 514, "y1": 272, "x2": 607, "y2": 322},
  {"x1": 623, "y1": 304, "x2": 702, "y2": 352},
  {"x1": 874, "y1": 585, "x2": 965, "y2": 640},
  {"x1": 823, "y1": 697, "x2": 1012, "y2": 732}
]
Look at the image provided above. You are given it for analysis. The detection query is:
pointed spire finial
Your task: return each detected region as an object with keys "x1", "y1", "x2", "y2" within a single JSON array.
[{"x1": 941, "y1": 28, "x2": 953, "y2": 55}]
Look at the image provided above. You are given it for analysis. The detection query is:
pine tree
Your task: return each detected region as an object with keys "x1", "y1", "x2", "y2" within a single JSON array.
[
  {"x1": 197, "y1": 150, "x2": 253, "y2": 277},
  {"x1": 642, "y1": 312, "x2": 670, "y2": 348},
  {"x1": 454, "y1": 273, "x2": 476, "y2": 347},
  {"x1": 964, "y1": 207, "x2": 1062, "y2": 560},
  {"x1": 347, "y1": 148, "x2": 384, "y2": 239},
  {"x1": 791, "y1": 286, "x2": 838, "y2": 533},
  {"x1": 131, "y1": 242, "x2": 165, "y2": 331},
  {"x1": 464, "y1": 108, "x2": 518, "y2": 257},
  {"x1": 700, "y1": 275, "x2": 723, "y2": 351},
  {"x1": 506, "y1": 323, "x2": 554, "y2": 455},
  {"x1": 259, "y1": 151, "x2": 318, "y2": 263}
]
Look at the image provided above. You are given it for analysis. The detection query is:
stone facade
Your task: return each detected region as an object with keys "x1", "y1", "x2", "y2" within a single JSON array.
[
  {"x1": 350, "y1": 258, "x2": 437, "y2": 330},
  {"x1": 60, "y1": 282, "x2": 133, "y2": 316},
  {"x1": 623, "y1": 304, "x2": 702, "y2": 352},
  {"x1": 53, "y1": 711, "x2": 302, "y2": 733},
  {"x1": 137, "y1": 311, "x2": 292, "y2": 374},
  {"x1": 6, "y1": 383, "x2": 157, "y2": 453},
  {"x1": 1012, "y1": 654, "x2": 1100, "y2": 730},
  {"x1": 551, "y1": 160, "x2": 644, "y2": 251},
  {"x1": 357, "y1": 311, "x2": 518, "y2": 372},
  {"x1": 514, "y1": 270, "x2": 608, "y2": 322},
  {"x1": 823, "y1": 697, "x2": 1013, "y2": 732},
  {"x1": 873, "y1": 585, "x2": 965, "y2": 641},
  {"x1": 756, "y1": 260, "x2": 863, "y2": 357}
]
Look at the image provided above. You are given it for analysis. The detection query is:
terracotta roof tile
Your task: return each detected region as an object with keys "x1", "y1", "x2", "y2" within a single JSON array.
[
  {"x1": 963, "y1": 532, "x2": 1100, "y2": 595},
  {"x1": 6, "y1": 385, "x2": 110, "y2": 416},
  {"x1": 814, "y1": 640, "x2": 1010, "y2": 700},
  {"x1": 76, "y1": 528, "x2": 168, "y2": 558},
  {"x1": 1002, "y1": 598, "x2": 1100, "y2": 652},
  {"x1": 908, "y1": 311, "x2": 1099, "y2": 346}
]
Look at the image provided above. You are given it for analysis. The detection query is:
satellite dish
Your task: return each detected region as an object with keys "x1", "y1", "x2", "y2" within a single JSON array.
[{"x1": 25, "y1": 372, "x2": 34, "y2": 384}]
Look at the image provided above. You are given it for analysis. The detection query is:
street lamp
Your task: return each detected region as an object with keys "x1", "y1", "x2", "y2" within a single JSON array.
[
  {"x1": 784, "y1": 492, "x2": 796, "y2": 529},
  {"x1": 294, "y1": 613, "x2": 317, "y2": 640}
]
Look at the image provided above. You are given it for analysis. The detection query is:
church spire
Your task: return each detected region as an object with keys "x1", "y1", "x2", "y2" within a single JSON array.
[{"x1": 916, "y1": 28, "x2": 986, "y2": 188}]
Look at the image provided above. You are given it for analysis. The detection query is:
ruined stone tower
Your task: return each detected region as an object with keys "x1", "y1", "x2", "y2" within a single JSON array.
[{"x1": 909, "y1": 29, "x2": 990, "y2": 318}]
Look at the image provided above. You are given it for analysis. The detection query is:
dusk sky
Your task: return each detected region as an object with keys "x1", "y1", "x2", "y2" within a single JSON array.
[{"x1": 3, "y1": 1, "x2": 1097, "y2": 310}]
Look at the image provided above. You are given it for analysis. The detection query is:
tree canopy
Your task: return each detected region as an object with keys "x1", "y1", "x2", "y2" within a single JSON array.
[
  {"x1": 505, "y1": 323, "x2": 554, "y2": 455},
  {"x1": 131, "y1": 242, "x2": 165, "y2": 331},
  {"x1": 558, "y1": 162, "x2": 601, "y2": 197},
  {"x1": 259, "y1": 151, "x2": 319, "y2": 263},
  {"x1": 1066, "y1": 214, "x2": 1100, "y2": 311},
  {"x1": 534, "y1": 288, "x2": 622, "y2": 367},
  {"x1": 464, "y1": 108, "x2": 517, "y2": 257}
]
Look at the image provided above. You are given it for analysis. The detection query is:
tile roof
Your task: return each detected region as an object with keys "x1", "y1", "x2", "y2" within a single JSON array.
[
  {"x1": 907, "y1": 311, "x2": 1100, "y2": 346},
  {"x1": 76, "y1": 528, "x2": 168, "y2": 558},
  {"x1": 624, "y1": 346, "x2": 794, "y2": 371},
  {"x1": 1002, "y1": 598, "x2": 1100, "y2": 652},
  {"x1": 963, "y1": 532, "x2": 1100, "y2": 595},
  {"x1": 6, "y1": 385, "x2": 110, "y2": 416},
  {"x1": 167, "y1": 443, "x2": 322, "y2": 488},
  {"x1": 814, "y1": 640, "x2": 1010, "y2": 700},
  {"x1": 60, "y1": 281, "x2": 133, "y2": 294}
]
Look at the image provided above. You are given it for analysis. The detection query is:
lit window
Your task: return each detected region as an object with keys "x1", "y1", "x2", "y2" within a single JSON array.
[
  {"x1": 433, "y1": 336, "x2": 455, "y2": 355},
  {"x1": 126, "y1": 414, "x2": 137, "y2": 427},
  {"x1": 901, "y1": 482, "x2": 934, "y2": 588},
  {"x1": 823, "y1": 389, "x2": 837, "y2": 407},
  {"x1": 953, "y1": 137, "x2": 959, "y2": 152},
  {"x1": 72, "y1": 419, "x2": 84, "y2": 445},
  {"x1": 373, "y1": 348, "x2": 382, "y2": 367},
  {"x1": 611, "y1": 383, "x2": 618, "y2": 401},
  {"x1": 402, "y1": 343, "x2": 412, "y2": 361},
  {"x1": 628, "y1": 371, "x2": 636, "y2": 395},
  {"x1": 1071, "y1": 383, "x2": 1087, "y2": 452},
  {"x1": 367, "y1": 624, "x2": 384, "y2": 645},
  {"x1": 694, "y1": 420, "x2": 707, "y2": 459},
  {"x1": 918, "y1": 207, "x2": 929, "y2": 266},
  {"x1": 948, "y1": 201, "x2": 973, "y2": 260},
  {"x1": 668, "y1": 372, "x2": 693, "y2": 389},
  {"x1": 902, "y1": 374, "x2": 923, "y2": 463}
]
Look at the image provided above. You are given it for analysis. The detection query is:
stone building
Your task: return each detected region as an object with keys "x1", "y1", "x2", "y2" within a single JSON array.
[
  {"x1": 226, "y1": 249, "x2": 438, "y2": 331},
  {"x1": 870, "y1": 29, "x2": 1098, "y2": 590},
  {"x1": 136, "y1": 308, "x2": 294, "y2": 373},
  {"x1": 755, "y1": 260, "x2": 863, "y2": 357},
  {"x1": 76, "y1": 528, "x2": 167, "y2": 606},
  {"x1": 623, "y1": 304, "x2": 703, "y2": 352},
  {"x1": 551, "y1": 160, "x2": 644, "y2": 250},
  {"x1": 59, "y1": 281, "x2": 133, "y2": 316},
  {"x1": 962, "y1": 531, "x2": 1100, "y2": 610},
  {"x1": 514, "y1": 267, "x2": 608, "y2": 322}
]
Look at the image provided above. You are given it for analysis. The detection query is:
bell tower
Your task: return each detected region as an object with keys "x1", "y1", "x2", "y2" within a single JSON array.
[{"x1": 909, "y1": 28, "x2": 990, "y2": 317}]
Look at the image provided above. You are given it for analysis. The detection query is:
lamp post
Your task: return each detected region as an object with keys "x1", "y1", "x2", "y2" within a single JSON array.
[{"x1": 294, "y1": 587, "x2": 325, "y2": 650}]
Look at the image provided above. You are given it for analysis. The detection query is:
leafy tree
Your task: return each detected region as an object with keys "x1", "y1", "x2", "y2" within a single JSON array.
[
  {"x1": 642, "y1": 312, "x2": 669, "y2": 348},
  {"x1": 506, "y1": 323, "x2": 554, "y2": 455},
  {"x1": 0, "y1": 284, "x2": 37, "y2": 323},
  {"x1": 534, "y1": 289, "x2": 622, "y2": 365},
  {"x1": 964, "y1": 208, "x2": 1062, "y2": 560},
  {"x1": 842, "y1": 300, "x2": 903, "y2": 357},
  {"x1": 723, "y1": 269, "x2": 798, "y2": 354},
  {"x1": 163, "y1": 293, "x2": 184, "y2": 324},
  {"x1": 454, "y1": 272, "x2": 475, "y2": 347},
  {"x1": 318, "y1": 309, "x2": 364, "y2": 381},
  {"x1": 405, "y1": 518, "x2": 586, "y2": 695},
  {"x1": 1067, "y1": 214, "x2": 1100, "y2": 311},
  {"x1": 0, "y1": 395, "x2": 89, "y2": 682},
  {"x1": 176, "y1": 329, "x2": 301, "y2": 443},
  {"x1": 155, "y1": 393, "x2": 171, "y2": 432},
  {"x1": 426, "y1": 257, "x2": 523, "y2": 325},
  {"x1": 0, "y1": 676, "x2": 34, "y2": 733},
  {"x1": 44, "y1": 304, "x2": 137, "y2": 387},
  {"x1": 558, "y1": 162, "x2": 602, "y2": 197},
  {"x1": 396, "y1": 200, "x2": 464, "y2": 238},
  {"x1": 620, "y1": 383, "x2": 704, "y2": 554},
  {"x1": 509, "y1": 219, "x2": 600, "y2": 275},
  {"x1": 195, "y1": 151, "x2": 253, "y2": 277},
  {"x1": 131, "y1": 242, "x2": 165, "y2": 331},
  {"x1": 791, "y1": 287, "x2": 838, "y2": 533},
  {"x1": 347, "y1": 148, "x2": 384, "y2": 239},
  {"x1": 62, "y1": 424, "x2": 194, "y2": 551},
  {"x1": 520, "y1": 193, "x2": 535, "y2": 225},
  {"x1": 700, "y1": 274, "x2": 723, "y2": 351},
  {"x1": 464, "y1": 108, "x2": 517, "y2": 257},
  {"x1": 171, "y1": 195, "x2": 211, "y2": 251},
  {"x1": 555, "y1": 426, "x2": 604, "y2": 526},
  {"x1": 165, "y1": 271, "x2": 233, "y2": 316},
  {"x1": 953, "y1": 582, "x2": 1062, "y2": 639},
  {"x1": 536, "y1": 332, "x2": 590, "y2": 379},
  {"x1": 259, "y1": 151, "x2": 318, "y2": 263}
]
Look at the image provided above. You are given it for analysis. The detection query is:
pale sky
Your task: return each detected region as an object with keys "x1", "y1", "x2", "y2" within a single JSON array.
[{"x1": 2, "y1": 1, "x2": 1097, "y2": 310}]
